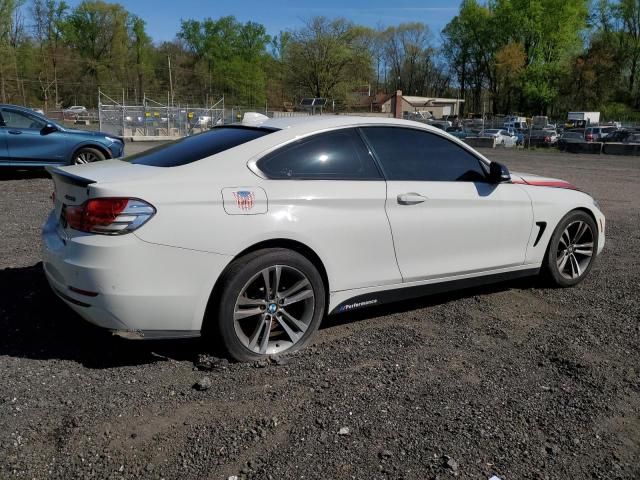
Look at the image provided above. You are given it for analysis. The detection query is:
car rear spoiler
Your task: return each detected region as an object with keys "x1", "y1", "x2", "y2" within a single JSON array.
[{"x1": 46, "y1": 166, "x2": 96, "y2": 187}]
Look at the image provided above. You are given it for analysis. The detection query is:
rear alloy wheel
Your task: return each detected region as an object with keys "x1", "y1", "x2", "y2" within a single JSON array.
[
  {"x1": 214, "y1": 248, "x2": 325, "y2": 362},
  {"x1": 544, "y1": 211, "x2": 598, "y2": 287},
  {"x1": 72, "y1": 147, "x2": 105, "y2": 165}
]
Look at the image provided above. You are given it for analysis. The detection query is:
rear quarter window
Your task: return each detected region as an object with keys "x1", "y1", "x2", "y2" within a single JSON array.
[
  {"x1": 257, "y1": 128, "x2": 381, "y2": 180},
  {"x1": 125, "y1": 126, "x2": 273, "y2": 167}
]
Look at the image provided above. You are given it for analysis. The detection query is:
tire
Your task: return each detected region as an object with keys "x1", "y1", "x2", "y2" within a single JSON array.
[
  {"x1": 72, "y1": 147, "x2": 106, "y2": 165},
  {"x1": 213, "y1": 248, "x2": 326, "y2": 362},
  {"x1": 543, "y1": 210, "x2": 598, "y2": 287}
]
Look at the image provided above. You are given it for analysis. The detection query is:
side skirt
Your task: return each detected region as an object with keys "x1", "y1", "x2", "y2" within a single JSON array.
[
  {"x1": 330, "y1": 268, "x2": 540, "y2": 315},
  {"x1": 111, "y1": 330, "x2": 201, "y2": 340}
]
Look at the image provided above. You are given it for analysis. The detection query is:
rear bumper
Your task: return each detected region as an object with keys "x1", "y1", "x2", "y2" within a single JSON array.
[{"x1": 42, "y1": 211, "x2": 231, "y2": 335}]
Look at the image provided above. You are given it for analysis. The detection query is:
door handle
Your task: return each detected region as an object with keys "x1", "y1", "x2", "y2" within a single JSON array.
[
  {"x1": 397, "y1": 193, "x2": 427, "y2": 205},
  {"x1": 8, "y1": 130, "x2": 22, "y2": 135}
]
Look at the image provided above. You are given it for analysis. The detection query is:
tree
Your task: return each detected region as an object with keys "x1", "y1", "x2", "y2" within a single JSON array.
[
  {"x1": 130, "y1": 15, "x2": 152, "y2": 103},
  {"x1": 495, "y1": 42, "x2": 525, "y2": 112},
  {"x1": 0, "y1": 0, "x2": 27, "y2": 104},
  {"x1": 614, "y1": 0, "x2": 640, "y2": 106},
  {"x1": 179, "y1": 15, "x2": 270, "y2": 104},
  {"x1": 381, "y1": 23, "x2": 434, "y2": 95},
  {"x1": 442, "y1": 15, "x2": 471, "y2": 115},
  {"x1": 443, "y1": 0, "x2": 589, "y2": 115},
  {"x1": 64, "y1": 0, "x2": 131, "y2": 97},
  {"x1": 283, "y1": 17, "x2": 371, "y2": 102},
  {"x1": 442, "y1": 0, "x2": 495, "y2": 113},
  {"x1": 493, "y1": 0, "x2": 589, "y2": 113},
  {"x1": 31, "y1": 0, "x2": 68, "y2": 108}
]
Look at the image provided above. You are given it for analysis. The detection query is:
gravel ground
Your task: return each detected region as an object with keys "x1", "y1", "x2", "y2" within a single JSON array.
[{"x1": 0, "y1": 146, "x2": 639, "y2": 479}]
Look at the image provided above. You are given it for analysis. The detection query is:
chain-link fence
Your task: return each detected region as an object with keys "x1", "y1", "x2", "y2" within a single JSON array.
[
  {"x1": 98, "y1": 91, "x2": 317, "y2": 138},
  {"x1": 98, "y1": 91, "x2": 225, "y2": 138}
]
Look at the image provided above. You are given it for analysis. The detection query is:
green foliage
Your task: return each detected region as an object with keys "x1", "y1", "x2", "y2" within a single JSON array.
[
  {"x1": 178, "y1": 15, "x2": 270, "y2": 105},
  {"x1": 599, "y1": 102, "x2": 640, "y2": 122},
  {"x1": 0, "y1": 0, "x2": 639, "y2": 117},
  {"x1": 442, "y1": 0, "x2": 590, "y2": 115},
  {"x1": 283, "y1": 17, "x2": 372, "y2": 103}
]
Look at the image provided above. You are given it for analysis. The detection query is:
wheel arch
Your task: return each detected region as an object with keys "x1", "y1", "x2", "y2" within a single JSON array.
[
  {"x1": 69, "y1": 143, "x2": 111, "y2": 163},
  {"x1": 572, "y1": 206, "x2": 598, "y2": 227},
  {"x1": 201, "y1": 238, "x2": 330, "y2": 334}
]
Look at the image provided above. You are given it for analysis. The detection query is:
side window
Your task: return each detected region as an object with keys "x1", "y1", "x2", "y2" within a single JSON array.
[
  {"x1": 258, "y1": 128, "x2": 381, "y2": 180},
  {"x1": 361, "y1": 127, "x2": 487, "y2": 182},
  {"x1": 2, "y1": 109, "x2": 46, "y2": 130}
]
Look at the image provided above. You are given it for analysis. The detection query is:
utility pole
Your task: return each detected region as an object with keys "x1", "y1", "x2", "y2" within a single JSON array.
[{"x1": 168, "y1": 55, "x2": 174, "y2": 107}]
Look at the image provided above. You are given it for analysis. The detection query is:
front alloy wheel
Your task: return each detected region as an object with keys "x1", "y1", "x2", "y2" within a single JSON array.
[
  {"x1": 214, "y1": 248, "x2": 325, "y2": 362},
  {"x1": 555, "y1": 220, "x2": 595, "y2": 280},
  {"x1": 72, "y1": 147, "x2": 105, "y2": 165},
  {"x1": 545, "y1": 210, "x2": 598, "y2": 287}
]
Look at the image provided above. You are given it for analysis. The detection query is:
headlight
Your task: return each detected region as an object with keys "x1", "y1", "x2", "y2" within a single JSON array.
[
  {"x1": 592, "y1": 197, "x2": 601, "y2": 210},
  {"x1": 105, "y1": 136, "x2": 121, "y2": 144}
]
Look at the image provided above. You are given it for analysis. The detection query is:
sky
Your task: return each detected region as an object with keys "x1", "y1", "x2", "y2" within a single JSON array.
[{"x1": 59, "y1": 0, "x2": 461, "y2": 43}]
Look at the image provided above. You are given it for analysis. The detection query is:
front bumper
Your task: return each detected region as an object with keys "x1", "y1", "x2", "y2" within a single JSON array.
[
  {"x1": 596, "y1": 210, "x2": 606, "y2": 255},
  {"x1": 42, "y1": 211, "x2": 231, "y2": 335},
  {"x1": 107, "y1": 140, "x2": 125, "y2": 158}
]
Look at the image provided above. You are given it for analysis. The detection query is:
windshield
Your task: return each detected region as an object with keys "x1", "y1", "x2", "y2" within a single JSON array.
[{"x1": 125, "y1": 126, "x2": 276, "y2": 167}]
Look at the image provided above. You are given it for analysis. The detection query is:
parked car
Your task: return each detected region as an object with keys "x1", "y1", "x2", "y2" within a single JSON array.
[
  {"x1": 63, "y1": 105, "x2": 87, "y2": 116},
  {"x1": 0, "y1": 104, "x2": 124, "y2": 167},
  {"x1": 479, "y1": 129, "x2": 516, "y2": 146},
  {"x1": 404, "y1": 111, "x2": 433, "y2": 122},
  {"x1": 42, "y1": 115, "x2": 605, "y2": 361},
  {"x1": 585, "y1": 126, "x2": 616, "y2": 142},
  {"x1": 526, "y1": 129, "x2": 559, "y2": 146},
  {"x1": 445, "y1": 126, "x2": 471, "y2": 139},
  {"x1": 558, "y1": 131, "x2": 586, "y2": 151},
  {"x1": 601, "y1": 129, "x2": 640, "y2": 143},
  {"x1": 428, "y1": 120, "x2": 452, "y2": 130}
]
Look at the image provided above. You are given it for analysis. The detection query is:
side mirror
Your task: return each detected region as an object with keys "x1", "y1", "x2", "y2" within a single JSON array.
[
  {"x1": 489, "y1": 161, "x2": 511, "y2": 183},
  {"x1": 41, "y1": 123, "x2": 58, "y2": 135}
]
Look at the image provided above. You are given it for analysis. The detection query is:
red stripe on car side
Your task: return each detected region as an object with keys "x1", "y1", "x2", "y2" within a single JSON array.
[{"x1": 511, "y1": 179, "x2": 579, "y2": 190}]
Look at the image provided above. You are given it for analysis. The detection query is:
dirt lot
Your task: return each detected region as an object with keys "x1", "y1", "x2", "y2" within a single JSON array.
[{"x1": 1, "y1": 146, "x2": 639, "y2": 479}]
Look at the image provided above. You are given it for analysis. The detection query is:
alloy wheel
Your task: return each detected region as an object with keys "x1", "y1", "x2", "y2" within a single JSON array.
[
  {"x1": 556, "y1": 220, "x2": 594, "y2": 280},
  {"x1": 233, "y1": 265, "x2": 315, "y2": 355},
  {"x1": 74, "y1": 151, "x2": 100, "y2": 164}
]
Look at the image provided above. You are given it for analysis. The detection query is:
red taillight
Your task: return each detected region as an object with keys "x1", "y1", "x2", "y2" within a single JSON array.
[
  {"x1": 64, "y1": 198, "x2": 155, "y2": 235},
  {"x1": 586, "y1": 134, "x2": 593, "y2": 141},
  {"x1": 544, "y1": 136, "x2": 551, "y2": 142}
]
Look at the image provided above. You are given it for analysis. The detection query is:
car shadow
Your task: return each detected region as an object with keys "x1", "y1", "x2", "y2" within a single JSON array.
[
  {"x1": 1, "y1": 262, "x2": 543, "y2": 368},
  {"x1": 0, "y1": 168, "x2": 50, "y2": 181},
  {"x1": 0, "y1": 263, "x2": 202, "y2": 369}
]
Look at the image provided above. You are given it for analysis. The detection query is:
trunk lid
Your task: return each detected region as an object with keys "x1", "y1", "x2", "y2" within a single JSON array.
[{"x1": 46, "y1": 159, "x2": 161, "y2": 236}]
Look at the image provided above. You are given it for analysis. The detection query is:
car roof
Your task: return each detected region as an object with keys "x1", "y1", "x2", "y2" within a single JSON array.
[
  {"x1": 0, "y1": 104, "x2": 48, "y2": 120},
  {"x1": 260, "y1": 115, "x2": 446, "y2": 136},
  {"x1": 0, "y1": 104, "x2": 38, "y2": 113}
]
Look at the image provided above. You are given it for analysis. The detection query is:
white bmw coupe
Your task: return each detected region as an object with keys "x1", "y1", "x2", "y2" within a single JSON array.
[{"x1": 42, "y1": 115, "x2": 605, "y2": 361}]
